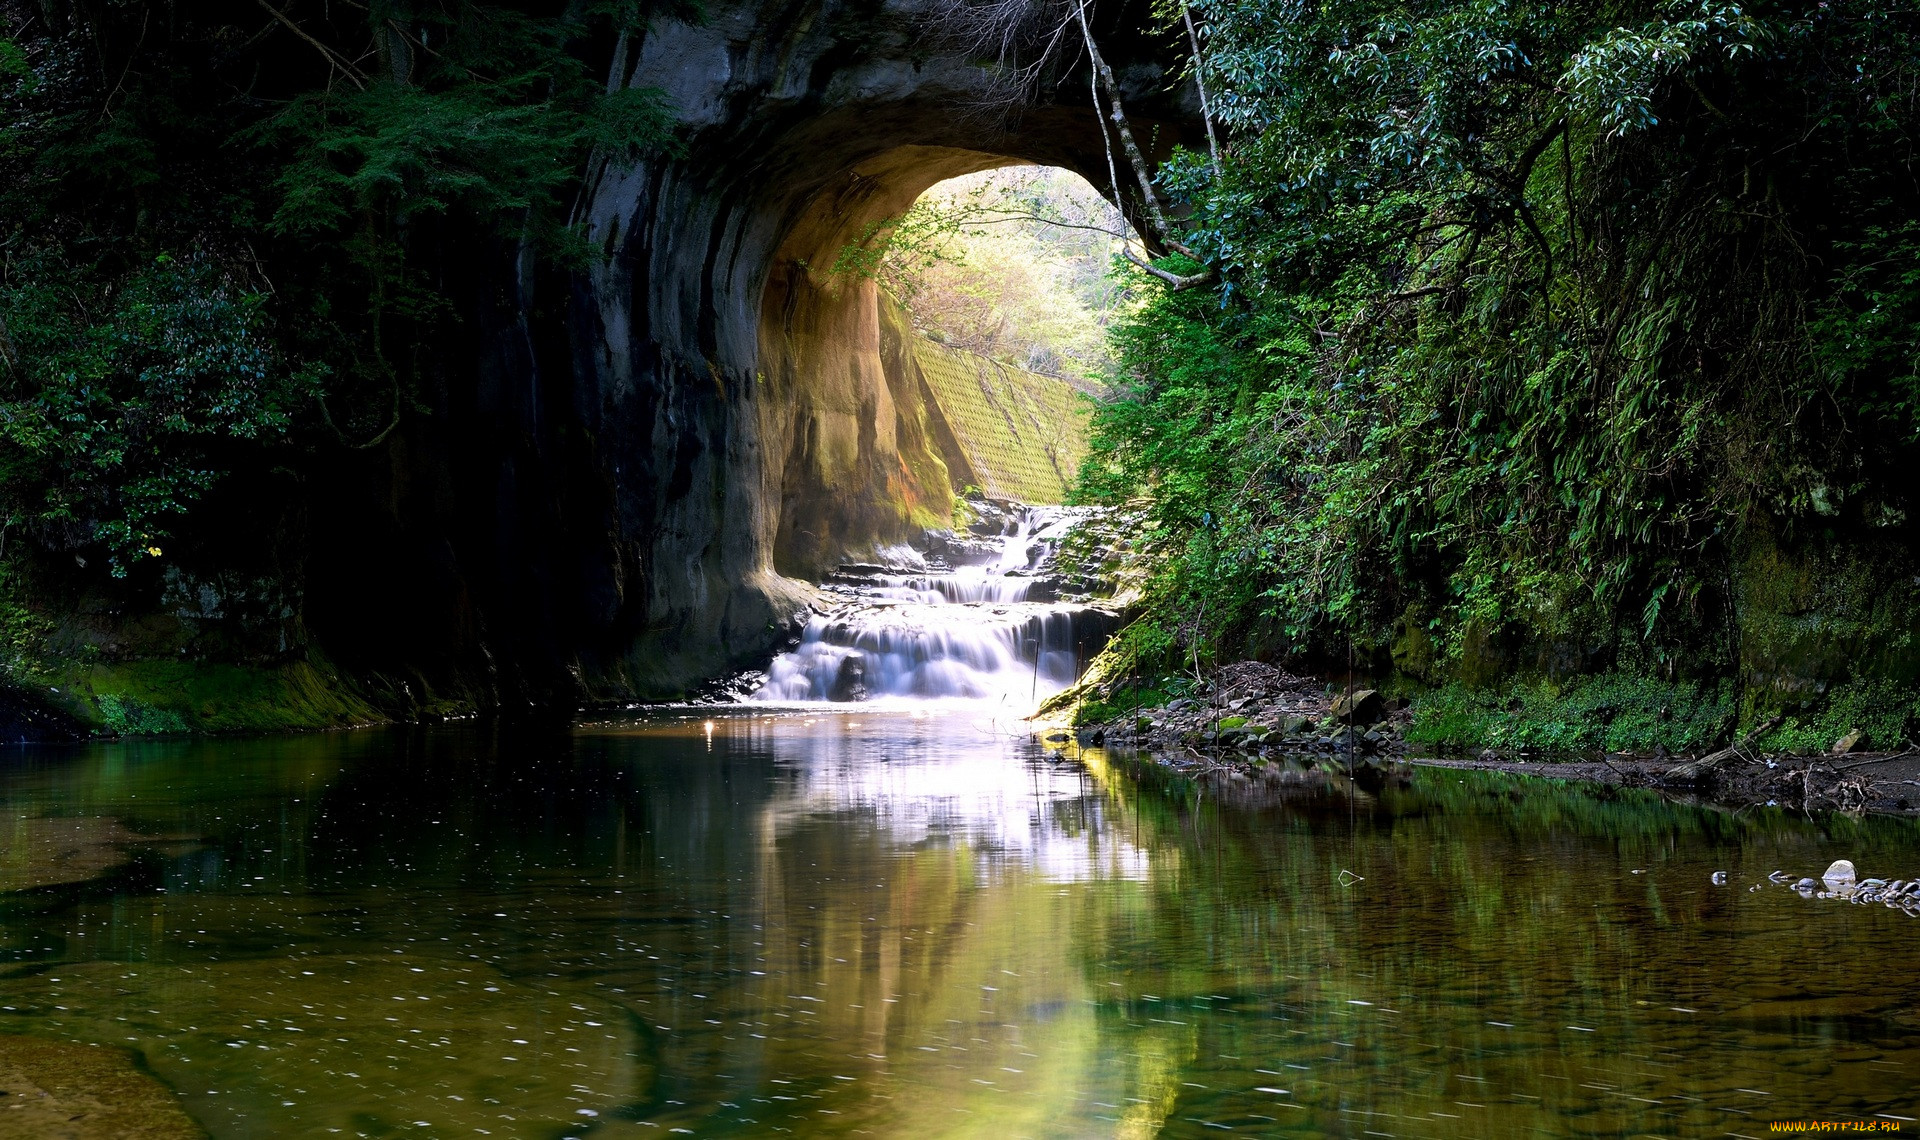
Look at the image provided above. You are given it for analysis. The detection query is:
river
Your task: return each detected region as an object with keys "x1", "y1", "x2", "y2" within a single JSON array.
[{"x1": 3, "y1": 710, "x2": 1919, "y2": 1137}]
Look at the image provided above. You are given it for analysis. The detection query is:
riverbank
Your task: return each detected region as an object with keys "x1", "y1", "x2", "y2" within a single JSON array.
[{"x1": 1062, "y1": 661, "x2": 1920, "y2": 817}]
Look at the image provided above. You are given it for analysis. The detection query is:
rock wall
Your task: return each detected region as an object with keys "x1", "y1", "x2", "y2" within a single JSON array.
[
  {"x1": 1, "y1": 1, "x2": 1191, "y2": 730},
  {"x1": 448, "y1": 1, "x2": 1190, "y2": 701}
]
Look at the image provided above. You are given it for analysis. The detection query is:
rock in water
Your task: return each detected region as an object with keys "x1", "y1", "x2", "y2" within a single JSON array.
[
  {"x1": 0, "y1": 1035, "x2": 202, "y2": 1138},
  {"x1": 1329, "y1": 689, "x2": 1387, "y2": 725},
  {"x1": 1832, "y1": 729, "x2": 1865, "y2": 755},
  {"x1": 1823, "y1": 859, "x2": 1858, "y2": 889},
  {"x1": 826, "y1": 655, "x2": 868, "y2": 702}
]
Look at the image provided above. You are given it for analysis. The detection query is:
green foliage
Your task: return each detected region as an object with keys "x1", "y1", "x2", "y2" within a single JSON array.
[
  {"x1": 0, "y1": 0, "x2": 680, "y2": 584},
  {"x1": 0, "y1": 558, "x2": 50, "y2": 671},
  {"x1": 258, "y1": 15, "x2": 677, "y2": 239},
  {"x1": 1080, "y1": 0, "x2": 1920, "y2": 715},
  {"x1": 1403, "y1": 674, "x2": 1733, "y2": 755},
  {"x1": 833, "y1": 167, "x2": 1132, "y2": 376},
  {"x1": 1, "y1": 253, "x2": 315, "y2": 573},
  {"x1": 1754, "y1": 680, "x2": 1920, "y2": 755},
  {"x1": 95, "y1": 693, "x2": 191, "y2": 736}
]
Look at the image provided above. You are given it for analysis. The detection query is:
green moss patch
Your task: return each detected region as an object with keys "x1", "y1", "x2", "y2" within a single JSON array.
[
  {"x1": 1749, "y1": 678, "x2": 1920, "y2": 754},
  {"x1": 46, "y1": 658, "x2": 380, "y2": 736},
  {"x1": 1404, "y1": 674, "x2": 1734, "y2": 754}
]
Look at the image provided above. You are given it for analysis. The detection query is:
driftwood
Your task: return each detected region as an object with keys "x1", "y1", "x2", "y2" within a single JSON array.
[
  {"x1": 1832, "y1": 749, "x2": 1920, "y2": 772},
  {"x1": 1664, "y1": 716, "x2": 1783, "y2": 784}
]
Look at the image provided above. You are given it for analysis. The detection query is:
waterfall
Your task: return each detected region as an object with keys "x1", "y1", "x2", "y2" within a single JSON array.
[{"x1": 749, "y1": 505, "x2": 1103, "y2": 708}]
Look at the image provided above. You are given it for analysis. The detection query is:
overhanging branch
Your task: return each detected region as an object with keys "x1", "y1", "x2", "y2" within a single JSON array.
[
  {"x1": 1122, "y1": 245, "x2": 1213, "y2": 290},
  {"x1": 255, "y1": 0, "x2": 368, "y2": 90}
]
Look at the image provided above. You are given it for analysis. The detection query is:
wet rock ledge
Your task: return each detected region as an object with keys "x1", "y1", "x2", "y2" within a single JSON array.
[{"x1": 1067, "y1": 662, "x2": 1411, "y2": 759}]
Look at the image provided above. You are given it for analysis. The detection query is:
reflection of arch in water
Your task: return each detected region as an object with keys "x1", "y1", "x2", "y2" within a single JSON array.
[{"x1": 725, "y1": 712, "x2": 1181, "y2": 1132}]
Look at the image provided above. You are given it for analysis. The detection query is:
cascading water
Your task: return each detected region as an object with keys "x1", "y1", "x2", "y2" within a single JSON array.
[{"x1": 749, "y1": 504, "x2": 1111, "y2": 709}]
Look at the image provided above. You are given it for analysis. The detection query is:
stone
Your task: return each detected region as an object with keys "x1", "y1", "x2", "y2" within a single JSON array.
[
  {"x1": 0, "y1": 1035, "x2": 202, "y2": 1138},
  {"x1": 1329, "y1": 689, "x2": 1388, "y2": 724},
  {"x1": 1044, "y1": 732, "x2": 1070, "y2": 743},
  {"x1": 1832, "y1": 729, "x2": 1865, "y2": 754},
  {"x1": 1823, "y1": 859, "x2": 1857, "y2": 888},
  {"x1": 826, "y1": 655, "x2": 868, "y2": 702}
]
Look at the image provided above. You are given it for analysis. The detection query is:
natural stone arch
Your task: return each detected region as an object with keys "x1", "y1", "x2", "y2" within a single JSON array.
[{"x1": 344, "y1": 0, "x2": 1196, "y2": 704}]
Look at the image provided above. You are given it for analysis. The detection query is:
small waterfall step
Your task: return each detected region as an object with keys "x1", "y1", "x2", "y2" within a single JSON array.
[{"x1": 747, "y1": 503, "x2": 1115, "y2": 708}]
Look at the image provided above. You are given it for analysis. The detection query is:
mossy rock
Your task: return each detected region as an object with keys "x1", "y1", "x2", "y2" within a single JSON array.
[
  {"x1": 38, "y1": 657, "x2": 380, "y2": 737},
  {"x1": 1735, "y1": 527, "x2": 1920, "y2": 706}
]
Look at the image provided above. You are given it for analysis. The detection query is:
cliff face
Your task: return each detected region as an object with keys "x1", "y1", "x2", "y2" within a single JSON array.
[{"x1": 287, "y1": 1, "x2": 1194, "y2": 708}]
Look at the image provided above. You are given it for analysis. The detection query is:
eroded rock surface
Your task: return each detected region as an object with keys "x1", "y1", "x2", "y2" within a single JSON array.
[
  {"x1": 0, "y1": 816, "x2": 193, "y2": 894},
  {"x1": 0, "y1": 1037, "x2": 202, "y2": 1139},
  {"x1": 305, "y1": 0, "x2": 1194, "y2": 707}
]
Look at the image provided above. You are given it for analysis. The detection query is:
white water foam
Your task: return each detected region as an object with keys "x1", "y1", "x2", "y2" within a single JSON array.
[{"x1": 750, "y1": 506, "x2": 1097, "y2": 709}]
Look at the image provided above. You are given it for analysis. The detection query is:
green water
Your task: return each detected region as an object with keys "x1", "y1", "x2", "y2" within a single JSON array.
[{"x1": 2, "y1": 710, "x2": 1918, "y2": 1138}]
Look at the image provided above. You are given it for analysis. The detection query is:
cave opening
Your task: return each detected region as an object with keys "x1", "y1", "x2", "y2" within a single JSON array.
[
  {"x1": 743, "y1": 157, "x2": 1130, "y2": 707},
  {"x1": 760, "y1": 151, "x2": 1134, "y2": 579}
]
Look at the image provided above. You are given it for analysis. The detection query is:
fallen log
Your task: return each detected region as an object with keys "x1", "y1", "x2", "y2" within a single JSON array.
[{"x1": 1664, "y1": 716, "x2": 1783, "y2": 784}]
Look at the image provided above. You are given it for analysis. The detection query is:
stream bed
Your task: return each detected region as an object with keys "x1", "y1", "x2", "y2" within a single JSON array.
[{"x1": 2, "y1": 711, "x2": 1919, "y2": 1137}]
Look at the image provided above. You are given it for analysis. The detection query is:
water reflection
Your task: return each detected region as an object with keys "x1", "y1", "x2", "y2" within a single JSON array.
[{"x1": 1, "y1": 713, "x2": 1917, "y2": 1136}]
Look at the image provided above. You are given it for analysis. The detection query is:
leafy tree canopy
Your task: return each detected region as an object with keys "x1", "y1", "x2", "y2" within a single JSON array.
[{"x1": 1083, "y1": 0, "x2": 1920, "y2": 687}]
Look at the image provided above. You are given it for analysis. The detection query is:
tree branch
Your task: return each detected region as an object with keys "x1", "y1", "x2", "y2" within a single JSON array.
[
  {"x1": 1180, "y1": 1, "x2": 1221, "y2": 177},
  {"x1": 1122, "y1": 244, "x2": 1213, "y2": 290},
  {"x1": 255, "y1": 0, "x2": 368, "y2": 90},
  {"x1": 1074, "y1": 0, "x2": 1173, "y2": 240},
  {"x1": 0, "y1": 312, "x2": 19, "y2": 374},
  {"x1": 318, "y1": 380, "x2": 402, "y2": 450}
]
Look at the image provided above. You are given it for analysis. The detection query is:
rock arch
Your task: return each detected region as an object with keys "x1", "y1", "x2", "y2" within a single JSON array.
[{"x1": 319, "y1": 1, "x2": 1196, "y2": 705}]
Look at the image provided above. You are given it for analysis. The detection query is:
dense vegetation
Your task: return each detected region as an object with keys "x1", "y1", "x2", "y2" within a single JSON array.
[
  {"x1": 1076, "y1": 0, "x2": 1920, "y2": 748},
  {"x1": 7, "y1": 0, "x2": 1920, "y2": 751},
  {"x1": 0, "y1": 0, "x2": 674, "y2": 565},
  {"x1": 1, "y1": 0, "x2": 672, "y2": 685}
]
